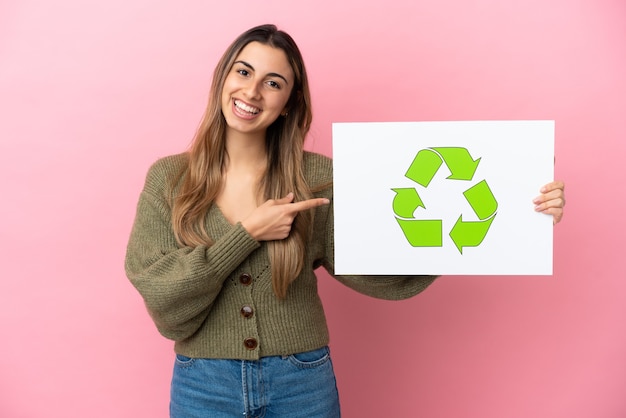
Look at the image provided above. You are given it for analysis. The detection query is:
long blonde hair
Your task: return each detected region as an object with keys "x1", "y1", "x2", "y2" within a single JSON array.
[{"x1": 171, "y1": 24, "x2": 314, "y2": 298}]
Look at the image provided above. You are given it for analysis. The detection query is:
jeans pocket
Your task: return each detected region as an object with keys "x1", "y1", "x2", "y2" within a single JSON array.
[
  {"x1": 174, "y1": 354, "x2": 195, "y2": 368},
  {"x1": 287, "y1": 346, "x2": 330, "y2": 369}
]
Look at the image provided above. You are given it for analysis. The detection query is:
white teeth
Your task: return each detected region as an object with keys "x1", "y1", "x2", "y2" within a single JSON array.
[{"x1": 235, "y1": 100, "x2": 260, "y2": 114}]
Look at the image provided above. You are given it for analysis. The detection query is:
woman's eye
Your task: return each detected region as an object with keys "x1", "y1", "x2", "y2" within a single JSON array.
[
  {"x1": 237, "y1": 69, "x2": 249, "y2": 76},
  {"x1": 267, "y1": 80, "x2": 280, "y2": 89}
]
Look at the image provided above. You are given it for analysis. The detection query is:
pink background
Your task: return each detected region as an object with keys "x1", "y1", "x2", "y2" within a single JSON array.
[{"x1": 1, "y1": 1, "x2": 625, "y2": 417}]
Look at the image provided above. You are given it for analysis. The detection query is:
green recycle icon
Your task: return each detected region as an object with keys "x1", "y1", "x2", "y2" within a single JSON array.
[{"x1": 392, "y1": 147, "x2": 498, "y2": 254}]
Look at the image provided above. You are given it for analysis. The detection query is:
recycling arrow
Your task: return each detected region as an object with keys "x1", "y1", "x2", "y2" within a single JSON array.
[
  {"x1": 392, "y1": 147, "x2": 498, "y2": 254},
  {"x1": 449, "y1": 215, "x2": 495, "y2": 254},
  {"x1": 405, "y1": 149, "x2": 442, "y2": 187},
  {"x1": 431, "y1": 147, "x2": 481, "y2": 181},
  {"x1": 395, "y1": 218, "x2": 443, "y2": 247},
  {"x1": 391, "y1": 188, "x2": 425, "y2": 218},
  {"x1": 448, "y1": 179, "x2": 498, "y2": 253},
  {"x1": 405, "y1": 147, "x2": 480, "y2": 187},
  {"x1": 463, "y1": 180, "x2": 498, "y2": 220}
]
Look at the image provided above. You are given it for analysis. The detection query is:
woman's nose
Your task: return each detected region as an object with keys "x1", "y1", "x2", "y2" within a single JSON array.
[{"x1": 242, "y1": 81, "x2": 261, "y2": 99}]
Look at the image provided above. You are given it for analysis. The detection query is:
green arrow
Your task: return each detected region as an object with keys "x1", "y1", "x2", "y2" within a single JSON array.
[
  {"x1": 395, "y1": 218, "x2": 443, "y2": 247},
  {"x1": 449, "y1": 215, "x2": 495, "y2": 254},
  {"x1": 391, "y1": 188, "x2": 425, "y2": 218},
  {"x1": 431, "y1": 147, "x2": 480, "y2": 181},
  {"x1": 405, "y1": 149, "x2": 442, "y2": 187},
  {"x1": 463, "y1": 180, "x2": 498, "y2": 220}
]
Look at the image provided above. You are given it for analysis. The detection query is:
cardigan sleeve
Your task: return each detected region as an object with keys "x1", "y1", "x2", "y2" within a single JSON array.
[{"x1": 124, "y1": 165, "x2": 260, "y2": 341}]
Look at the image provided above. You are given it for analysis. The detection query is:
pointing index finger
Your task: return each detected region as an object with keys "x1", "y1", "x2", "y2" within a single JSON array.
[{"x1": 287, "y1": 197, "x2": 330, "y2": 213}]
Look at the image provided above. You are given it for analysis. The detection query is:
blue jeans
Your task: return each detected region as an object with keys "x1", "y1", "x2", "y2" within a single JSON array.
[{"x1": 170, "y1": 346, "x2": 341, "y2": 417}]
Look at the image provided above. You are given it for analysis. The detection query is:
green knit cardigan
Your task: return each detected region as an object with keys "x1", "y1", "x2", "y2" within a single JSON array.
[{"x1": 125, "y1": 151, "x2": 437, "y2": 360}]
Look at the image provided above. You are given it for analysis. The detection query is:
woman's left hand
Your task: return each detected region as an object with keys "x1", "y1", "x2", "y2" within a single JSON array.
[{"x1": 533, "y1": 181, "x2": 566, "y2": 225}]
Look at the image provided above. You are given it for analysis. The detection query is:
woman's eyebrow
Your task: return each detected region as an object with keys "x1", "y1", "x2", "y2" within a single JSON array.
[{"x1": 234, "y1": 60, "x2": 289, "y2": 85}]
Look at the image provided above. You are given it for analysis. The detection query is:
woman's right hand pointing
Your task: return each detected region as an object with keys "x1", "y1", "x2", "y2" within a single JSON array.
[{"x1": 242, "y1": 192, "x2": 330, "y2": 241}]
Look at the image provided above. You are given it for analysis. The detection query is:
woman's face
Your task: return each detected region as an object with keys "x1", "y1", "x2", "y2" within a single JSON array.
[{"x1": 221, "y1": 41, "x2": 294, "y2": 139}]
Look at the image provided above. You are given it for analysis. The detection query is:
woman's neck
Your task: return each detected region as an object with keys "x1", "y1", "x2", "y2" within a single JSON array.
[{"x1": 224, "y1": 131, "x2": 267, "y2": 172}]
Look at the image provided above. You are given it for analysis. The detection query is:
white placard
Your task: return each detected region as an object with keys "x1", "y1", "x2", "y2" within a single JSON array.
[{"x1": 332, "y1": 120, "x2": 554, "y2": 275}]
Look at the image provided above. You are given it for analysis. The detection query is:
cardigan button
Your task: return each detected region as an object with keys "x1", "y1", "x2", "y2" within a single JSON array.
[
  {"x1": 240, "y1": 305, "x2": 254, "y2": 318},
  {"x1": 239, "y1": 273, "x2": 253, "y2": 285},
  {"x1": 243, "y1": 338, "x2": 258, "y2": 350}
]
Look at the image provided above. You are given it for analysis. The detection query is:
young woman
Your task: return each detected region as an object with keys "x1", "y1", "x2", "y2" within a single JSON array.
[{"x1": 125, "y1": 24, "x2": 566, "y2": 417}]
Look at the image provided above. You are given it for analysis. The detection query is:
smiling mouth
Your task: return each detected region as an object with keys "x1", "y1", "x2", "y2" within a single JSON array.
[{"x1": 234, "y1": 99, "x2": 261, "y2": 115}]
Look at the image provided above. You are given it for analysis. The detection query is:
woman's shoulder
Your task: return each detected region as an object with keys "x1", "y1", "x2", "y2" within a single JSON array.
[
  {"x1": 303, "y1": 151, "x2": 333, "y2": 186},
  {"x1": 143, "y1": 152, "x2": 189, "y2": 194},
  {"x1": 149, "y1": 152, "x2": 189, "y2": 173}
]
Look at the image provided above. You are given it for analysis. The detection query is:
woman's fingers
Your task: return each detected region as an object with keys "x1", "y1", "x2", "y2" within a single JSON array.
[
  {"x1": 243, "y1": 194, "x2": 330, "y2": 241},
  {"x1": 533, "y1": 181, "x2": 566, "y2": 225}
]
